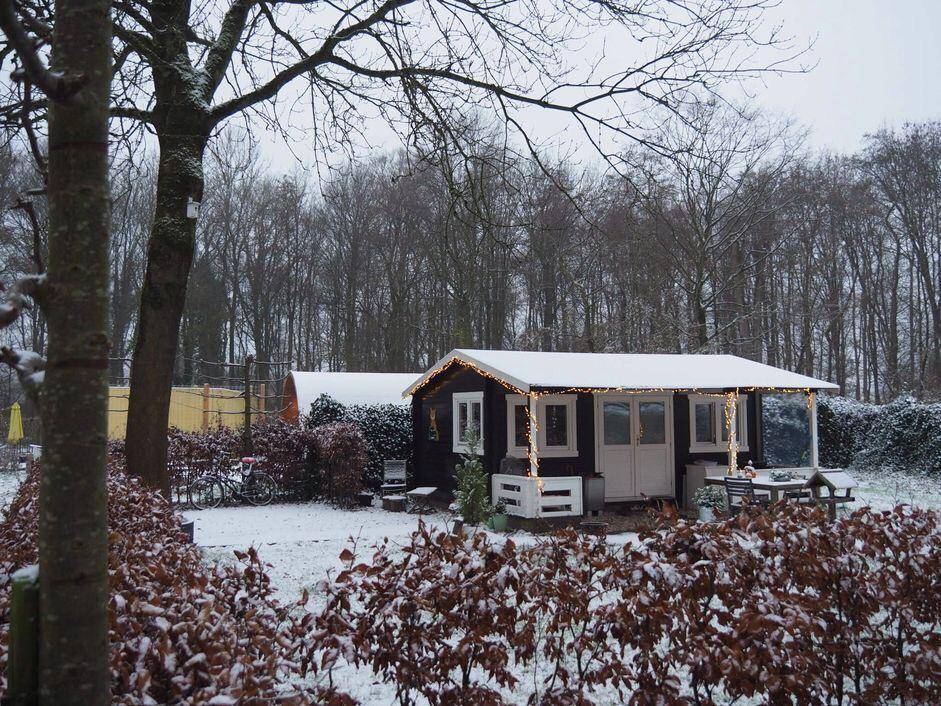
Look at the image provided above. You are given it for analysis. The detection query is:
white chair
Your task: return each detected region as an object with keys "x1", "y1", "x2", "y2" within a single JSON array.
[{"x1": 380, "y1": 459, "x2": 407, "y2": 497}]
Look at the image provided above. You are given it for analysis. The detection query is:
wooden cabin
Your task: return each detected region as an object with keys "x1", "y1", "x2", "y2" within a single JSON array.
[{"x1": 404, "y1": 349, "x2": 838, "y2": 518}]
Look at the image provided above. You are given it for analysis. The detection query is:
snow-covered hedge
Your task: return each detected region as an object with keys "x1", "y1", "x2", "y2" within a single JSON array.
[
  {"x1": 817, "y1": 396, "x2": 941, "y2": 476},
  {"x1": 307, "y1": 394, "x2": 412, "y2": 489},
  {"x1": 762, "y1": 393, "x2": 814, "y2": 466},
  {"x1": 0, "y1": 464, "x2": 336, "y2": 704},
  {"x1": 307, "y1": 505, "x2": 941, "y2": 704}
]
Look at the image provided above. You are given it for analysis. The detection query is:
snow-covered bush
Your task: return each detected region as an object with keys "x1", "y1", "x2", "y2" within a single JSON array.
[
  {"x1": 817, "y1": 395, "x2": 879, "y2": 467},
  {"x1": 307, "y1": 504, "x2": 941, "y2": 704},
  {"x1": 0, "y1": 463, "x2": 334, "y2": 704},
  {"x1": 308, "y1": 393, "x2": 347, "y2": 428},
  {"x1": 309, "y1": 524, "x2": 525, "y2": 705},
  {"x1": 762, "y1": 393, "x2": 813, "y2": 466},
  {"x1": 692, "y1": 484, "x2": 725, "y2": 509},
  {"x1": 305, "y1": 394, "x2": 413, "y2": 490},
  {"x1": 817, "y1": 395, "x2": 941, "y2": 476},
  {"x1": 310, "y1": 422, "x2": 367, "y2": 507}
]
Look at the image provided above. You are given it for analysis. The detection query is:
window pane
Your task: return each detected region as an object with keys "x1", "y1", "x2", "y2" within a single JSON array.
[
  {"x1": 603, "y1": 402, "x2": 631, "y2": 445},
  {"x1": 470, "y1": 402, "x2": 481, "y2": 435},
  {"x1": 719, "y1": 402, "x2": 744, "y2": 443},
  {"x1": 513, "y1": 404, "x2": 530, "y2": 447},
  {"x1": 545, "y1": 404, "x2": 568, "y2": 447},
  {"x1": 458, "y1": 402, "x2": 468, "y2": 439},
  {"x1": 638, "y1": 402, "x2": 665, "y2": 444},
  {"x1": 694, "y1": 402, "x2": 715, "y2": 443}
]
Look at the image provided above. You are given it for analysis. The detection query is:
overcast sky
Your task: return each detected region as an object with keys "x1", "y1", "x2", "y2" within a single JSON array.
[
  {"x1": 255, "y1": 0, "x2": 941, "y2": 171},
  {"x1": 753, "y1": 0, "x2": 941, "y2": 152}
]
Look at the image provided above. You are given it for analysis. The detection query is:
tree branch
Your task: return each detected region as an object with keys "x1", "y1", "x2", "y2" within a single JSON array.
[
  {"x1": 0, "y1": 0, "x2": 86, "y2": 102},
  {"x1": 202, "y1": 0, "x2": 256, "y2": 101},
  {"x1": 208, "y1": 0, "x2": 415, "y2": 124}
]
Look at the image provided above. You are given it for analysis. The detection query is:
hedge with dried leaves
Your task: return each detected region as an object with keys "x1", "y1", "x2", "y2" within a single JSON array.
[
  {"x1": 307, "y1": 503, "x2": 941, "y2": 705},
  {"x1": 0, "y1": 464, "x2": 351, "y2": 705}
]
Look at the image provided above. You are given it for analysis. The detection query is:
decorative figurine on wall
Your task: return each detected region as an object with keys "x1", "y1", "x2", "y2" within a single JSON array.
[{"x1": 428, "y1": 407, "x2": 440, "y2": 441}]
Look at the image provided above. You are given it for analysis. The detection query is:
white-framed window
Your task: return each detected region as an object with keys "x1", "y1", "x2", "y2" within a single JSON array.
[
  {"x1": 689, "y1": 394, "x2": 748, "y2": 453},
  {"x1": 507, "y1": 393, "x2": 578, "y2": 458},
  {"x1": 453, "y1": 391, "x2": 484, "y2": 454}
]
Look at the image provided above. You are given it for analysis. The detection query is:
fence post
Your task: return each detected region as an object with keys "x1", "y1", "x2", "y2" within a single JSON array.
[
  {"x1": 242, "y1": 355, "x2": 254, "y2": 454},
  {"x1": 7, "y1": 565, "x2": 39, "y2": 706},
  {"x1": 259, "y1": 383, "x2": 266, "y2": 423},
  {"x1": 202, "y1": 383, "x2": 210, "y2": 432}
]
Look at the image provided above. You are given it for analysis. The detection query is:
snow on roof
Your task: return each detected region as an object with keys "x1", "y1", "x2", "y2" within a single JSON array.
[
  {"x1": 289, "y1": 371, "x2": 420, "y2": 411},
  {"x1": 404, "y1": 349, "x2": 839, "y2": 395}
]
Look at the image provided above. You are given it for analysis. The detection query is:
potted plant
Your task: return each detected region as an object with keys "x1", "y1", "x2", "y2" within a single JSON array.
[
  {"x1": 693, "y1": 485, "x2": 725, "y2": 522},
  {"x1": 490, "y1": 499, "x2": 509, "y2": 532}
]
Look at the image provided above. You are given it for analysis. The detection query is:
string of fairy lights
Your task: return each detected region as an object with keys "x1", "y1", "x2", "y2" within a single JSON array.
[{"x1": 410, "y1": 356, "x2": 818, "y2": 480}]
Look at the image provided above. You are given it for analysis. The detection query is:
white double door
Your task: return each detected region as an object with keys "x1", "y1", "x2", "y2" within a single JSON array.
[{"x1": 594, "y1": 394, "x2": 674, "y2": 501}]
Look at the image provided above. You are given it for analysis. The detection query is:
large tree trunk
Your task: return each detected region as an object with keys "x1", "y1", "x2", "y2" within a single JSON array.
[
  {"x1": 38, "y1": 0, "x2": 112, "y2": 699},
  {"x1": 126, "y1": 132, "x2": 206, "y2": 496}
]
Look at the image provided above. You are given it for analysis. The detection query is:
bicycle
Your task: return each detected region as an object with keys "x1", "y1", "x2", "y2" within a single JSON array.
[{"x1": 189, "y1": 456, "x2": 277, "y2": 509}]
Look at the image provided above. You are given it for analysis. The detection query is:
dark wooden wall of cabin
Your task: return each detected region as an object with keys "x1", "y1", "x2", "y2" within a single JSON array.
[
  {"x1": 410, "y1": 366, "x2": 513, "y2": 493},
  {"x1": 410, "y1": 368, "x2": 599, "y2": 495}
]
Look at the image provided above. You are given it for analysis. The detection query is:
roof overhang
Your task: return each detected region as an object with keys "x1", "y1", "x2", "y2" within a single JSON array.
[
  {"x1": 403, "y1": 349, "x2": 839, "y2": 397},
  {"x1": 402, "y1": 351, "x2": 532, "y2": 397}
]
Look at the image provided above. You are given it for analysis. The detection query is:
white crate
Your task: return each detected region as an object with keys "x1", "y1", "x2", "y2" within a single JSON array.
[{"x1": 492, "y1": 473, "x2": 583, "y2": 518}]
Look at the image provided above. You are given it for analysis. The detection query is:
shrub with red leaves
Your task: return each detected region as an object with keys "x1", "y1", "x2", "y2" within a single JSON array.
[
  {"x1": 310, "y1": 422, "x2": 367, "y2": 507},
  {"x1": 307, "y1": 504, "x2": 941, "y2": 705},
  {"x1": 0, "y1": 463, "x2": 347, "y2": 705}
]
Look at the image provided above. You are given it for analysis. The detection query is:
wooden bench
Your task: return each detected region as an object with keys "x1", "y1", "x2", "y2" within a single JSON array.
[{"x1": 406, "y1": 486, "x2": 437, "y2": 514}]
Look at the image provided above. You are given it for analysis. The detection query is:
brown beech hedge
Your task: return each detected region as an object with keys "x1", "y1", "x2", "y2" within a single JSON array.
[
  {"x1": 4, "y1": 466, "x2": 941, "y2": 704},
  {"x1": 0, "y1": 464, "x2": 351, "y2": 705},
  {"x1": 308, "y1": 504, "x2": 941, "y2": 705}
]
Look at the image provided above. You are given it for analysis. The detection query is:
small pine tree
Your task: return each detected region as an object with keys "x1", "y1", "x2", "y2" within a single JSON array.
[
  {"x1": 454, "y1": 431, "x2": 491, "y2": 525},
  {"x1": 307, "y1": 394, "x2": 348, "y2": 428}
]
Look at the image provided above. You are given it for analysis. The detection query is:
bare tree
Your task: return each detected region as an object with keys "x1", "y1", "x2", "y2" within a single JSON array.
[{"x1": 63, "y1": 0, "x2": 794, "y2": 493}]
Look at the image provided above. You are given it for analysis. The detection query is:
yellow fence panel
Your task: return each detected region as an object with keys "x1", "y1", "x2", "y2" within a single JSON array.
[{"x1": 108, "y1": 386, "x2": 261, "y2": 439}]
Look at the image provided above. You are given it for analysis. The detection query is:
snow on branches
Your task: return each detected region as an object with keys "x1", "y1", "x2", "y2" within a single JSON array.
[{"x1": 0, "y1": 274, "x2": 46, "y2": 399}]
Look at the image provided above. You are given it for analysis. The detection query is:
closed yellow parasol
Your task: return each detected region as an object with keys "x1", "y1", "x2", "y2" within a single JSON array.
[{"x1": 7, "y1": 402, "x2": 24, "y2": 445}]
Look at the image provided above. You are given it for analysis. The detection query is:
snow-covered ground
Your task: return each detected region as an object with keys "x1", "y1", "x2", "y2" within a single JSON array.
[
  {"x1": 183, "y1": 502, "x2": 456, "y2": 601},
  {"x1": 181, "y1": 469, "x2": 941, "y2": 604},
  {"x1": 0, "y1": 470, "x2": 23, "y2": 510},
  {"x1": 849, "y1": 468, "x2": 941, "y2": 512}
]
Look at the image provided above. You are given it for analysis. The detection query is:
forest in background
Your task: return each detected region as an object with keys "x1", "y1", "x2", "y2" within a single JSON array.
[{"x1": 2, "y1": 109, "x2": 940, "y2": 406}]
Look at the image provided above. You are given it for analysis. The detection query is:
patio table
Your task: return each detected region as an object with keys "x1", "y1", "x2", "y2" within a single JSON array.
[
  {"x1": 704, "y1": 471, "x2": 854, "y2": 518},
  {"x1": 704, "y1": 474, "x2": 810, "y2": 503}
]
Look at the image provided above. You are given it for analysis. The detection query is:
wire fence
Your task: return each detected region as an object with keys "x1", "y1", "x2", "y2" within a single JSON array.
[{"x1": 106, "y1": 355, "x2": 292, "y2": 439}]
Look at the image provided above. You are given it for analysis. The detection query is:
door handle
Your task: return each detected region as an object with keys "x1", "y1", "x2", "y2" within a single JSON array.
[{"x1": 639, "y1": 423, "x2": 644, "y2": 439}]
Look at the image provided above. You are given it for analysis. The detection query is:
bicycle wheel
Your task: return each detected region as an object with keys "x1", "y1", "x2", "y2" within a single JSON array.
[
  {"x1": 242, "y1": 472, "x2": 276, "y2": 506},
  {"x1": 190, "y1": 477, "x2": 225, "y2": 510}
]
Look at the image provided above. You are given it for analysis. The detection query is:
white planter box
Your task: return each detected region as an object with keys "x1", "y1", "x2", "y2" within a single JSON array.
[{"x1": 492, "y1": 473, "x2": 583, "y2": 519}]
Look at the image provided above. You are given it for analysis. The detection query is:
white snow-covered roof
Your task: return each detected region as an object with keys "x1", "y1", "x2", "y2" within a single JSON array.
[
  {"x1": 404, "y1": 349, "x2": 839, "y2": 395},
  {"x1": 288, "y1": 371, "x2": 420, "y2": 412}
]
